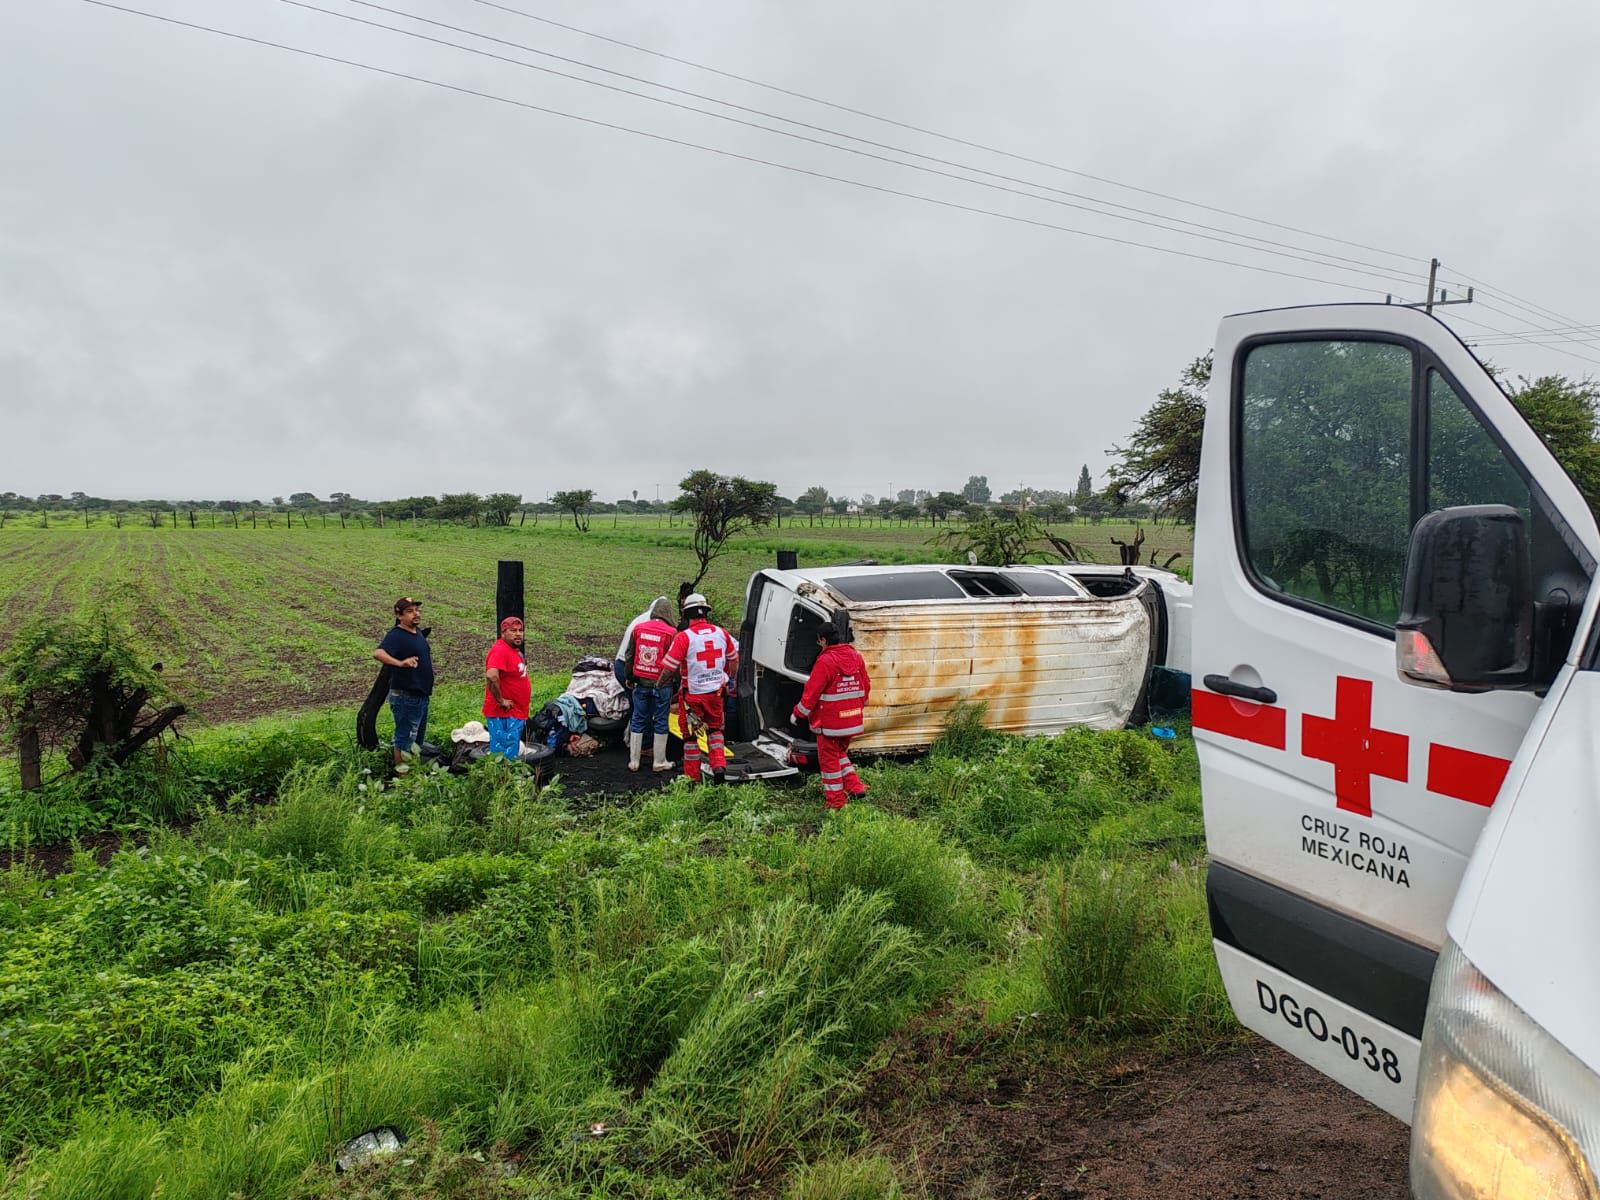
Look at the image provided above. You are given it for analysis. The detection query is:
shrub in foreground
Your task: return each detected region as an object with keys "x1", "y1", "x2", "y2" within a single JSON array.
[{"x1": 1037, "y1": 851, "x2": 1228, "y2": 1045}]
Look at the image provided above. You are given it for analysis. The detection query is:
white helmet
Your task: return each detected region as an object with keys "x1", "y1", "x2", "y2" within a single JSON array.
[{"x1": 682, "y1": 593, "x2": 709, "y2": 611}]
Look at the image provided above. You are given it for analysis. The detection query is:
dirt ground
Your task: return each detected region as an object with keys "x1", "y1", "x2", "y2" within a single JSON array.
[{"x1": 865, "y1": 1034, "x2": 1408, "y2": 1200}]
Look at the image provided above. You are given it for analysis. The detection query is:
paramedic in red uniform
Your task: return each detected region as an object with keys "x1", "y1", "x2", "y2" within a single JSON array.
[
  {"x1": 658, "y1": 593, "x2": 740, "y2": 783},
  {"x1": 623, "y1": 597, "x2": 678, "y2": 773},
  {"x1": 792, "y1": 612, "x2": 870, "y2": 809}
]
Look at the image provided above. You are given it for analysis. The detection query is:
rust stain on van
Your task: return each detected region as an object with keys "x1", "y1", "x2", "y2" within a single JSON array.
[{"x1": 844, "y1": 597, "x2": 1149, "y2": 753}]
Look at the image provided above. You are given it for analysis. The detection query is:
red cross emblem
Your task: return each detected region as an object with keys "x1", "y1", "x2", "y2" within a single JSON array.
[
  {"x1": 696, "y1": 638, "x2": 723, "y2": 669},
  {"x1": 1302, "y1": 676, "x2": 1409, "y2": 818}
]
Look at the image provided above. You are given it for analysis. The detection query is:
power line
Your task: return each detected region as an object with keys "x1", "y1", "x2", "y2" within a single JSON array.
[
  {"x1": 270, "y1": 0, "x2": 1434, "y2": 292},
  {"x1": 1449, "y1": 267, "x2": 1597, "y2": 334},
  {"x1": 1449, "y1": 311, "x2": 1600, "y2": 370},
  {"x1": 75, "y1": 0, "x2": 1404, "y2": 298},
  {"x1": 1473, "y1": 322, "x2": 1600, "y2": 339},
  {"x1": 454, "y1": 0, "x2": 1600, "y2": 341},
  {"x1": 1470, "y1": 327, "x2": 1600, "y2": 348},
  {"x1": 327, "y1": 0, "x2": 1432, "y2": 287},
  {"x1": 72, "y1": 0, "x2": 1600, "y2": 368},
  {"x1": 1438, "y1": 265, "x2": 1600, "y2": 349},
  {"x1": 457, "y1": 0, "x2": 1432, "y2": 268}
]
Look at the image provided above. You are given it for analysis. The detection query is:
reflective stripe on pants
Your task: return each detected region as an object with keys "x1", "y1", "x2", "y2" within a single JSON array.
[{"x1": 816, "y1": 733, "x2": 863, "y2": 808}]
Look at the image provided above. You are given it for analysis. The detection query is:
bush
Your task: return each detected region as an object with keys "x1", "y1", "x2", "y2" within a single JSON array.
[
  {"x1": 801, "y1": 809, "x2": 991, "y2": 945},
  {"x1": 644, "y1": 893, "x2": 927, "y2": 1182},
  {"x1": 1037, "y1": 852, "x2": 1228, "y2": 1044},
  {"x1": 783, "y1": 1154, "x2": 910, "y2": 1200}
]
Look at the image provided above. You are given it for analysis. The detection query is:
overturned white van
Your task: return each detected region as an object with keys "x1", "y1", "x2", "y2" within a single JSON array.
[{"x1": 728, "y1": 561, "x2": 1191, "y2": 769}]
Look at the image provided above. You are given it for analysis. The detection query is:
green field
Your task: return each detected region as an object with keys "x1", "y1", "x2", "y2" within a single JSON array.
[
  {"x1": 0, "y1": 518, "x2": 1193, "y2": 725},
  {"x1": 0, "y1": 705, "x2": 1222, "y2": 1198},
  {"x1": 0, "y1": 517, "x2": 1221, "y2": 1199}
]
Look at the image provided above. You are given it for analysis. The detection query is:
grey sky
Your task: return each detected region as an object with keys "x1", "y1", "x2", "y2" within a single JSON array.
[{"x1": 4, "y1": 0, "x2": 1599, "y2": 503}]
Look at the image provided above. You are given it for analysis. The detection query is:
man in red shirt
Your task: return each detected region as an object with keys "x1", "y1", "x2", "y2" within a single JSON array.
[
  {"x1": 482, "y1": 616, "x2": 532, "y2": 760},
  {"x1": 658, "y1": 593, "x2": 739, "y2": 783},
  {"x1": 623, "y1": 596, "x2": 678, "y2": 772},
  {"x1": 792, "y1": 612, "x2": 871, "y2": 809}
]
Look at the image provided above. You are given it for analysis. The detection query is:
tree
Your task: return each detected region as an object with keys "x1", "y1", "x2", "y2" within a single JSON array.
[
  {"x1": 890, "y1": 501, "x2": 920, "y2": 524},
  {"x1": 379, "y1": 496, "x2": 439, "y2": 521},
  {"x1": 1105, "y1": 353, "x2": 1209, "y2": 521},
  {"x1": 1037, "y1": 500, "x2": 1075, "y2": 524},
  {"x1": 896, "y1": 488, "x2": 916, "y2": 504},
  {"x1": 795, "y1": 486, "x2": 829, "y2": 524},
  {"x1": 1074, "y1": 465, "x2": 1094, "y2": 506},
  {"x1": 289, "y1": 492, "x2": 319, "y2": 507},
  {"x1": 1, "y1": 618, "x2": 185, "y2": 791},
  {"x1": 1510, "y1": 375, "x2": 1600, "y2": 510},
  {"x1": 433, "y1": 493, "x2": 483, "y2": 525},
  {"x1": 961, "y1": 475, "x2": 991, "y2": 504},
  {"x1": 925, "y1": 490, "x2": 964, "y2": 524},
  {"x1": 671, "y1": 469, "x2": 778, "y2": 590},
  {"x1": 484, "y1": 492, "x2": 522, "y2": 526},
  {"x1": 551, "y1": 489, "x2": 595, "y2": 532},
  {"x1": 932, "y1": 508, "x2": 1044, "y2": 566}
]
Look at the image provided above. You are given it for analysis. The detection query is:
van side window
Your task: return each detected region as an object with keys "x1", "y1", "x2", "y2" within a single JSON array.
[
  {"x1": 1427, "y1": 371, "x2": 1531, "y2": 517},
  {"x1": 1238, "y1": 340, "x2": 1414, "y2": 626},
  {"x1": 948, "y1": 570, "x2": 1022, "y2": 597}
]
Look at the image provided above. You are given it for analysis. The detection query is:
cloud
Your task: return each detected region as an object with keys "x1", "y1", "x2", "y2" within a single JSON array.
[{"x1": 4, "y1": 0, "x2": 1598, "y2": 501}]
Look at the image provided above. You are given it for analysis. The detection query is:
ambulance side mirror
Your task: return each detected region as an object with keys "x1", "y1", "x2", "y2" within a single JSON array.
[{"x1": 1396, "y1": 505, "x2": 1533, "y2": 692}]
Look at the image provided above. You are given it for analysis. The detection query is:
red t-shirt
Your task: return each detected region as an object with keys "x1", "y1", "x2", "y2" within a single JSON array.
[{"x1": 482, "y1": 638, "x2": 532, "y2": 719}]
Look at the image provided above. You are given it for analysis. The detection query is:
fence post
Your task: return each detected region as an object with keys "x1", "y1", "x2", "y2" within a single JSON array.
[{"x1": 497, "y1": 560, "x2": 525, "y2": 630}]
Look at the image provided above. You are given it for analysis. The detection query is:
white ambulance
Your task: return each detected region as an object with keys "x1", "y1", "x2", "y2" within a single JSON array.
[{"x1": 1197, "y1": 303, "x2": 1600, "y2": 1197}]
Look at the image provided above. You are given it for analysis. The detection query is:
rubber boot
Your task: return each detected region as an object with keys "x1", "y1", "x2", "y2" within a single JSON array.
[
  {"x1": 627, "y1": 731, "x2": 643, "y2": 772},
  {"x1": 651, "y1": 733, "x2": 676, "y2": 772}
]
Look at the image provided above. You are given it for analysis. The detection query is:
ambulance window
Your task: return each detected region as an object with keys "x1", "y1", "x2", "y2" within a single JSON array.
[
  {"x1": 1427, "y1": 371, "x2": 1531, "y2": 517},
  {"x1": 1238, "y1": 339, "x2": 1413, "y2": 627}
]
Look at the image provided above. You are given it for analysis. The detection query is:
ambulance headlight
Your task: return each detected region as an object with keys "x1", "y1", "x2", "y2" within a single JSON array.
[{"x1": 1412, "y1": 940, "x2": 1600, "y2": 1200}]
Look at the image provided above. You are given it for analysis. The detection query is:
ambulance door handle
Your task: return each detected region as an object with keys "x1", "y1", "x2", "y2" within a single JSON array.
[{"x1": 1202, "y1": 674, "x2": 1277, "y2": 706}]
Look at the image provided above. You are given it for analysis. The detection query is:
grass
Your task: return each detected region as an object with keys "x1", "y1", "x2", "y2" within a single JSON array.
[
  {"x1": 0, "y1": 518, "x2": 1193, "y2": 726},
  {"x1": 0, "y1": 691, "x2": 1229, "y2": 1199}
]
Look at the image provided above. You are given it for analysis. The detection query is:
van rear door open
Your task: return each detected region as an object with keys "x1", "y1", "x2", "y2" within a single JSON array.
[{"x1": 1194, "y1": 304, "x2": 1597, "y2": 1120}]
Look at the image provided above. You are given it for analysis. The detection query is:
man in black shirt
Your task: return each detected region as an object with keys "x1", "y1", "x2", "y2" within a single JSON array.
[{"x1": 374, "y1": 596, "x2": 434, "y2": 768}]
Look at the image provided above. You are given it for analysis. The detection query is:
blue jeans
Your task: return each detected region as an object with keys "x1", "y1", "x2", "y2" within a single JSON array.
[
  {"x1": 629, "y1": 684, "x2": 672, "y2": 735},
  {"x1": 486, "y1": 716, "x2": 525, "y2": 760},
  {"x1": 388, "y1": 691, "x2": 430, "y2": 751}
]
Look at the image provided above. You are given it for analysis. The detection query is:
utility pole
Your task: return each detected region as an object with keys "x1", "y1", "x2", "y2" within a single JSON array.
[{"x1": 1386, "y1": 257, "x2": 1473, "y2": 312}]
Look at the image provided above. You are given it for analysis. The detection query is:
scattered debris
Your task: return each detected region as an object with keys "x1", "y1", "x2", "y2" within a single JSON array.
[{"x1": 335, "y1": 1126, "x2": 406, "y2": 1173}]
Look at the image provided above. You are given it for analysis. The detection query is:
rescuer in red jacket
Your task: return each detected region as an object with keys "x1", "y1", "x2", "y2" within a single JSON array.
[
  {"x1": 658, "y1": 593, "x2": 740, "y2": 784},
  {"x1": 792, "y1": 611, "x2": 871, "y2": 809}
]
